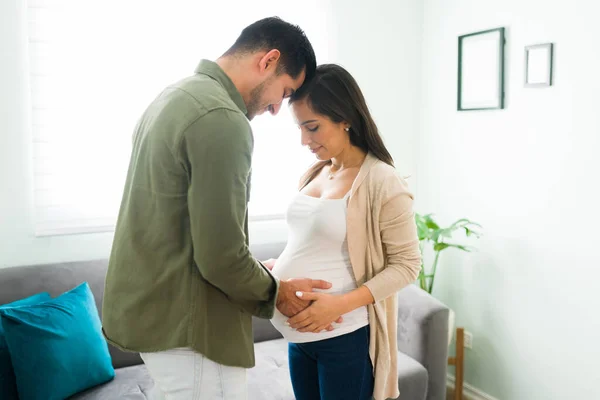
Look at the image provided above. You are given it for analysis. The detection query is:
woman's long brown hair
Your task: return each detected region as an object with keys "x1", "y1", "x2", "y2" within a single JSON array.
[{"x1": 289, "y1": 64, "x2": 394, "y2": 188}]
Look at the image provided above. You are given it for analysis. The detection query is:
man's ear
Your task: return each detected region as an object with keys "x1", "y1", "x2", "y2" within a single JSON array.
[{"x1": 259, "y1": 49, "x2": 281, "y2": 75}]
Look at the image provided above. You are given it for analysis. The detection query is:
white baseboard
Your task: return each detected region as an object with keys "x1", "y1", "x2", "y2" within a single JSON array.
[{"x1": 447, "y1": 374, "x2": 499, "y2": 400}]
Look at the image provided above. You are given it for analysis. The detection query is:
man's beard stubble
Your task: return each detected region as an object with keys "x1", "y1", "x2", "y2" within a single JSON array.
[{"x1": 246, "y1": 80, "x2": 267, "y2": 121}]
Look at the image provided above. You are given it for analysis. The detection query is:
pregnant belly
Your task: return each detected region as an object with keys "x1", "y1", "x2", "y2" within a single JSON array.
[
  {"x1": 271, "y1": 256, "x2": 357, "y2": 295},
  {"x1": 269, "y1": 255, "x2": 369, "y2": 343}
]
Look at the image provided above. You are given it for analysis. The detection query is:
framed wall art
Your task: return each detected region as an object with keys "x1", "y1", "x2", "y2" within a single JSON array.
[
  {"x1": 457, "y1": 27, "x2": 506, "y2": 111},
  {"x1": 525, "y1": 43, "x2": 553, "y2": 87}
]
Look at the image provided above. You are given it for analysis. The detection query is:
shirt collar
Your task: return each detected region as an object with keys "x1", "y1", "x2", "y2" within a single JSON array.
[{"x1": 194, "y1": 59, "x2": 248, "y2": 115}]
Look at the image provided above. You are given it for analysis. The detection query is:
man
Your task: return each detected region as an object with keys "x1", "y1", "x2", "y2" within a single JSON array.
[{"x1": 102, "y1": 17, "x2": 333, "y2": 399}]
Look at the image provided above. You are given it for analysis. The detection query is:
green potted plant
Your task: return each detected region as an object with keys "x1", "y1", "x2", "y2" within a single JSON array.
[{"x1": 415, "y1": 213, "x2": 482, "y2": 344}]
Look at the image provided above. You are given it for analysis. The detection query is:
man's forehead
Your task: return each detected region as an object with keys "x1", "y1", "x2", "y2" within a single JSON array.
[{"x1": 287, "y1": 69, "x2": 307, "y2": 90}]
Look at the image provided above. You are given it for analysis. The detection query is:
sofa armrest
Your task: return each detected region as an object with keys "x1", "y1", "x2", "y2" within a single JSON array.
[{"x1": 396, "y1": 285, "x2": 449, "y2": 400}]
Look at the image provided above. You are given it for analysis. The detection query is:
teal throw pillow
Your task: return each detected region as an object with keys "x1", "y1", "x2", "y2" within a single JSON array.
[
  {"x1": 0, "y1": 292, "x2": 52, "y2": 400},
  {"x1": 0, "y1": 282, "x2": 115, "y2": 400}
]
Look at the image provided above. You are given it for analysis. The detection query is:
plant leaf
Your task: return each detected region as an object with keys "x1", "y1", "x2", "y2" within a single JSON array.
[
  {"x1": 424, "y1": 216, "x2": 440, "y2": 230},
  {"x1": 433, "y1": 243, "x2": 450, "y2": 252},
  {"x1": 434, "y1": 242, "x2": 474, "y2": 252},
  {"x1": 438, "y1": 228, "x2": 454, "y2": 239},
  {"x1": 414, "y1": 214, "x2": 426, "y2": 237}
]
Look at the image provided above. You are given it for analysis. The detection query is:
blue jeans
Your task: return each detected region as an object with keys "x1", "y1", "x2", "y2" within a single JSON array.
[{"x1": 288, "y1": 325, "x2": 374, "y2": 400}]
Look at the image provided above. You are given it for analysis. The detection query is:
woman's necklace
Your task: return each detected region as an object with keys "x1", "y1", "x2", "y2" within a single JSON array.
[{"x1": 327, "y1": 161, "x2": 363, "y2": 180}]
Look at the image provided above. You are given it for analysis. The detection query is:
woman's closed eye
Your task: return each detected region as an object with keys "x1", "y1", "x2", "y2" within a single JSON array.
[{"x1": 307, "y1": 125, "x2": 319, "y2": 132}]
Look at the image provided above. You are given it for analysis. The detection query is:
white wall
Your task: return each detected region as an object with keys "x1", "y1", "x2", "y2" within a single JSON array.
[
  {"x1": 324, "y1": 0, "x2": 424, "y2": 183},
  {"x1": 418, "y1": 0, "x2": 600, "y2": 399},
  {"x1": 0, "y1": 0, "x2": 423, "y2": 267}
]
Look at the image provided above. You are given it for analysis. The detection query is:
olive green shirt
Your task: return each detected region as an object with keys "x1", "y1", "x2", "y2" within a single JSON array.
[{"x1": 102, "y1": 60, "x2": 279, "y2": 368}]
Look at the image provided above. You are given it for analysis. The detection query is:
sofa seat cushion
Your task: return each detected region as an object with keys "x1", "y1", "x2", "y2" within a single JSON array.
[
  {"x1": 70, "y1": 365, "x2": 155, "y2": 400},
  {"x1": 396, "y1": 350, "x2": 428, "y2": 400},
  {"x1": 249, "y1": 338, "x2": 295, "y2": 400},
  {"x1": 249, "y1": 339, "x2": 430, "y2": 400},
  {"x1": 69, "y1": 343, "x2": 428, "y2": 400}
]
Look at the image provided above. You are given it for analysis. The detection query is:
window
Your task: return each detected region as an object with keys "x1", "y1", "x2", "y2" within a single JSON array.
[{"x1": 27, "y1": 0, "x2": 326, "y2": 236}]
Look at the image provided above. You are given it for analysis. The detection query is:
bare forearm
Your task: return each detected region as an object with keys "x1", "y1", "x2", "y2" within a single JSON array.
[{"x1": 340, "y1": 286, "x2": 374, "y2": 315}]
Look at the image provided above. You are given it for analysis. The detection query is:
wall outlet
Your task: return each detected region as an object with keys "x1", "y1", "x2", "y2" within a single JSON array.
[{"x1": 464, "y1": 331, "x2": 473, "y2": 349}]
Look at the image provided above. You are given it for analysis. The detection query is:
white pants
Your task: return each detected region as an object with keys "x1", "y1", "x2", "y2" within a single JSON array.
[{"x1": 140, "y1": 348, "x2": 247, "y2": 400}]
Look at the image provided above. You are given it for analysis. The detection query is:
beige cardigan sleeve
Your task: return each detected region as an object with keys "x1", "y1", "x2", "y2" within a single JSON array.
[{"x1": 363, "y1": 174, "x2": 422, "y2": 302}]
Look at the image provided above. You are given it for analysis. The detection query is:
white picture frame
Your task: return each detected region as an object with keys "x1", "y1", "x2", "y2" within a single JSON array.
[{"x1": 525, "y1": 43, "x2": 554, "y2": 87}]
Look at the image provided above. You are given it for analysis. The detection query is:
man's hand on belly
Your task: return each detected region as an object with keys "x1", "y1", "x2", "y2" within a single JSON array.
[
  {"x1": 276, "y1": 278, "x2": 344, "y2": 331},
  {"x1": 276, "y1": 278, "x2": 322, "y2": 316}
]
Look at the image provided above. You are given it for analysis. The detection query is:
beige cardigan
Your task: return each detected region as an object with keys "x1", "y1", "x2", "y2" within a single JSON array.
[{"x1": 300, "y1": 152, "x2": 422, "y2": 400}]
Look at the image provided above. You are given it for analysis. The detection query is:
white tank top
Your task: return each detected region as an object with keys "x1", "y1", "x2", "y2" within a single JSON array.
[{"x1": 270, "y1": 191, "x2": 369, "y2": 343}]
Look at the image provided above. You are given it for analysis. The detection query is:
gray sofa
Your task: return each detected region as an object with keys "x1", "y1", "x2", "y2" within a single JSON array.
[{"x1": 0, "y1": 243, "x2": 449, "y2": 400}]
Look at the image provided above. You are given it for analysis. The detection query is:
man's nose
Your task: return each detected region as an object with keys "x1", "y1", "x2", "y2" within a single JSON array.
[{"x1": 270, "y1": 103, "x2": 282, "y2": 116}]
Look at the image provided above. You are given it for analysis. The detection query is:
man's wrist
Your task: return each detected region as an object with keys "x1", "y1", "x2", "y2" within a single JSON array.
[{"x1": 276, "y1": 279, "x2": 287, "y2": 305}]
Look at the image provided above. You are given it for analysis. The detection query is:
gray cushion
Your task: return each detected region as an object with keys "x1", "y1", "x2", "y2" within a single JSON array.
[
  {"x1": 396, "y1": 350, "x2": 428, "y2": 400},
  {"x1": 0, "y1": 260, "x2": 142, "y2": 369},
  {"x1": 252, "y1": 317, "x2": 283, "y2": 343},
  {"x1": 69, "y1": 365, "x2": 154, "y2": 399},
  {"x1": 248, "y1": 242, "x2": 286, "y2": 262},
  {"x1": 248, "y1": 339, "x2": 295, "y2": 400}
]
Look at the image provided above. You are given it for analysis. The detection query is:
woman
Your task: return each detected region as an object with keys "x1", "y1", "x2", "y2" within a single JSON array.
[{"x1": 263, "y1": 64, "x2": 422, "y2": 400}]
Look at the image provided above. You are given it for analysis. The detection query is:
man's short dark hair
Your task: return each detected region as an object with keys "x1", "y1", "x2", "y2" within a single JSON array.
[{"x1": 224, "y1": 17, "x2": 317, "y2": 81}]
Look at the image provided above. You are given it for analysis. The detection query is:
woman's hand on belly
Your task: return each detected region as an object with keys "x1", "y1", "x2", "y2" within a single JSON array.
[
  {"x1": 286, "y1": 292, "x2": 347, "y2": 333},
  {"x1": 288, "y1": 286, "x2": 374, "y2": 333},
  {"x1": 277, "y1": 278, "x2": 334, "y2": 318}
]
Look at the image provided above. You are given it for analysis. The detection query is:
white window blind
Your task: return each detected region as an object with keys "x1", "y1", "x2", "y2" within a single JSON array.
[{"x1": 27, "y1": 0, "x2": 326, "y2": 236}]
